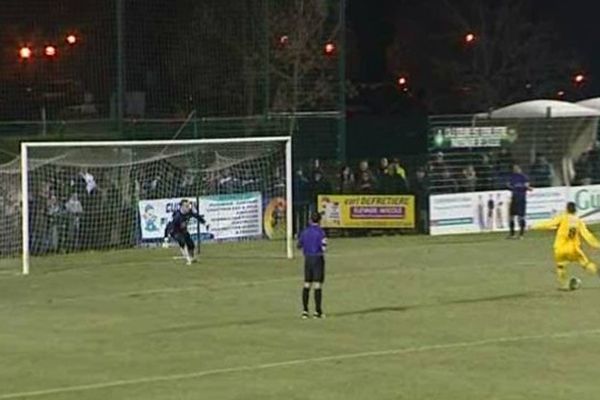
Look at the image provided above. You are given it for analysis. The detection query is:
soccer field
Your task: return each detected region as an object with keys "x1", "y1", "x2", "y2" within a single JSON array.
[{"x1": 1, "y1": 232, "x2": 600, "y2": 400}]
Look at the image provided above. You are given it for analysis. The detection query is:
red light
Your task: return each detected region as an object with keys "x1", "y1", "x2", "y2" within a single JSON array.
[
  {"x1": 324, "y1": 42, "x2": 336, "y2": 55},
  {"x1": 574, "y1": 74, "x2": 585, "y2": 84},
  {"x1": 45, "y1": 45, "x2": 57, "y2": 57},
  {"x1": 465, "y1": 33, "x2": 476, "y2": 43},
  {"x1": 19, "y1": 47, "x2": 32, "y2": 59},
  {"x1": 279, "y1": 35, "x2": 289, "y2": 45},
  {"x1": 398, "y1": 76, "x2": 407, "y2": 86},
  {"x1": 66, "y1": 34, "x2": 77, "y2": 45},
  {"x1": 557, "y1": 90, "x2": 565, "y2": 97}
]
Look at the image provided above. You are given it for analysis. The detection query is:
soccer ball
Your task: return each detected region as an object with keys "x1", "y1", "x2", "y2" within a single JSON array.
[{"x1": 568, "y1": 277, "x2": 582, "y2": 291}]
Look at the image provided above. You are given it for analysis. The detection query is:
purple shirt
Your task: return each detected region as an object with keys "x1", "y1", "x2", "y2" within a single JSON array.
[
  {"x1": 509, "y1": 173, "x2": 529, "y2": 200},
  {"x1": 297, "y1": 224, "x2": 327, "y2": 256}
]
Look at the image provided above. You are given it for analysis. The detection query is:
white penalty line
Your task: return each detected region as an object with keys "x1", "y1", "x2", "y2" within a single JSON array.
[{"x1": 2, "y1": 328, "x2": 600, "y2": 399}]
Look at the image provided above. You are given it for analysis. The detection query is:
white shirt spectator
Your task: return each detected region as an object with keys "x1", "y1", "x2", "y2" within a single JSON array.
[
  {"x1": 65, "y1": 194, "x2": 83, "y2": 215},
  {"x1": 80, "y1": 171, "x2": 97, "y2": 194}
]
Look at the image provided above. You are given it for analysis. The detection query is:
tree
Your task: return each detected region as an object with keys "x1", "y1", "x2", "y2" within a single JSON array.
[
  {"x1": 268, "y1": 0, "x2": 342, "y2": 112},
  {"x1": 167, "y1": 0, "x2": 342, "y2": 117},
  {"x1": 386, "y1": 0, "x2": 579, "y2": 113}
]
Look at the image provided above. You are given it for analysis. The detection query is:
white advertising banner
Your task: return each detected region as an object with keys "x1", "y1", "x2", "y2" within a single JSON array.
[
  {"x1": 568, "y1": 185, "x2": 600, "y2": 225},
  {"x1": 138, "y1": 192, "x2": 262, "y2": 241},
  {"x1": 429, "y1": 187, "x2": 567, "y2": 236},
  {"x1": 197, "y1": 192, "x2": 263, "y2": 240}
]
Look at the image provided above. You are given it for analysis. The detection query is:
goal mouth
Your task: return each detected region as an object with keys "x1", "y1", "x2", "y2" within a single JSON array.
[{"x1": 11, "y1": 137, "x2": 293, "y2": 274}]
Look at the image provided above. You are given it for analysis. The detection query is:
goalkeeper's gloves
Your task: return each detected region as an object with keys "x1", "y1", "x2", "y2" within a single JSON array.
[
  {"x1": 162, "y1": 237, "x2": 169, "y2": 248},
  {"x1": 199, "y1": 215, "x2": 206, "y2": 224}
]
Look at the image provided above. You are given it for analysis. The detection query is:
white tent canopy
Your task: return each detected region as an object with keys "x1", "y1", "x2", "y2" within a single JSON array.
[
  {"x1": 480, "y1": 99, "x2": 600, "y2": 119},
  {"x1": 475, "y1": 99, "x2": 600, "y2": 186},
  {"x1": 577, "y1": 98, "x2": 600, "y2": 112}
]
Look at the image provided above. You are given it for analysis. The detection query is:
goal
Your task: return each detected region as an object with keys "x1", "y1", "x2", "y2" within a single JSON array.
[{"x1": 18, "y1": 137, "x2": 293, "y2": 275}]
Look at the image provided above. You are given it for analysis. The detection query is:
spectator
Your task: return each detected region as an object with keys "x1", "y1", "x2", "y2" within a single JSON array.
[
  {"x1": 339, "y1": 166, "x2": 355, "y2": 194},
  {"x1": 430, "y1": 152, "x2": 447, "y2": 172},
  {"x1": 65, "y1": 193, "x2": 83, "y2": 250},
  {"x1": 530, "y1": 154, "x2": 553, "y2": 187},
  {"x1": 477, "y1": 154, "x2": 494, "y2": 191},
  {"x1": 80, "y1": 169, "x2": 97, "y2": 195},
  {"x1": 218, "y1": 168, "x2": 241, "y2": 193},
  {"x1": 575, "y1": 153, "x2": 593, "y2": 186},
  {"x1": 144, "y1": 174, "x2": 163, "y2": 199},
  {"x1": 357, "y1": 160, "x2": 375, "y2": 182},
  {"x1": 294, "y1": 167, "x2": 310, "y2": 233},
  {"x1": 388, "y1": 158, "x2": 409, "y2": 193},
  {"x1": 44, "y1": 194, "x2": 62, "y2": 253},
  {"x1": 434, "y1": 168, "x2": 458, "y2": 194},
  {"x1": 495, "y1": 147, "x2": 515, "y2": 186},
  {"x1": 309, "y1": 170, "x2": 332, "y2": 213},
  {"x1": 413, "y1": 167, "x2": 430, "y2": 233},
  {"x1": 588, "y1": 141, "x2": 600, "y2": 184},
  {"x1": 377, "y1": 158, "x2": 394, "y2": 194},
  {"x1": 311, "y1": 158, "x2": 323, "y2": 175},
  {"x1": 460, "y1": 165, "x2": 477, "y2": 193},
  {"x1": 356, "y1": 171, "x2": 375, "y2": 193},
  {"x1": 178, "y1": 171, "x2": 195, "y2": 196}
]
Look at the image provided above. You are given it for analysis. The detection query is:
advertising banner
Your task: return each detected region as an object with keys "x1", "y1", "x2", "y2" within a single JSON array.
[
  {"x1": 429, "y1": 185, "x2": 600, "y2": 236},
  {"x1": 429, "y1": 187, "x2": 566, "y2": 236},
  {"x1": 138, "y1": 192, "x2": 262, "y2": 241},
  {"x1": 318, "y1": 195, "x2": 415, "y2": 229}
]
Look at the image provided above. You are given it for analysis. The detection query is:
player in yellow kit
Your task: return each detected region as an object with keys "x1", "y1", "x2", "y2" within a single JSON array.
[{"x1": 534, "y1": 202, "x2": 600, "y2": 290}]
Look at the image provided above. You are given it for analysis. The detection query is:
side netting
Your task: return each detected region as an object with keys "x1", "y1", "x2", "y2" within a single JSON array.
[{"x1": 17, "y1": 138, "x2": 292, "y2": 274}]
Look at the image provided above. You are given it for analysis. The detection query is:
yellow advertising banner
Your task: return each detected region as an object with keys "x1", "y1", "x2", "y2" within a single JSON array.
[{"x1": 317, "y1": 195, "x2": 415, "y2": 228}]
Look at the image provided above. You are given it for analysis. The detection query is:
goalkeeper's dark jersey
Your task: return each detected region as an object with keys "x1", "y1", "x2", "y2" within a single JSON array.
[{"x1": 165, "y1": 210, "x2": 205, "y2": 236}]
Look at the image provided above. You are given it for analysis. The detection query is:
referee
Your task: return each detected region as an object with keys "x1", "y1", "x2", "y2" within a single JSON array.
[
  {"x1": 297, "y1": 212, "x2": 327, "y2": 319},
  {"x1": 507, "y1": 164, "x2": 532, "y2": 239}
]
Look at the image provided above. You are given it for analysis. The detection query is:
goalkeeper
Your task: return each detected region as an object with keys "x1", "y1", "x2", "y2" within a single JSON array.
[
  {"x1": 534, "y1": 202, "x2": 600, "y2": 290},
  {"x1": 163, "y1": 199, "x2": 206, "y2": 265}
]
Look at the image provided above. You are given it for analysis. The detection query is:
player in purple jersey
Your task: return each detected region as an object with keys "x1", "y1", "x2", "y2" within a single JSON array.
[
  {"x1": 297, "y1": 212, "x2": 328, "y2": 319},
  {"x1": 507, "y1": 164, "x2": 532, "y2": 239}
]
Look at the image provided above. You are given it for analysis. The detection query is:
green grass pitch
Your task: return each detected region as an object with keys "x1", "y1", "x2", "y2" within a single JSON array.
[{"x1": 2, "y1": 231, "x2": 600, "y2": 400}]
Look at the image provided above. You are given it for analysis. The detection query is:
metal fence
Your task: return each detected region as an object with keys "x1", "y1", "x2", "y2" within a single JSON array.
[
  {"x1": 427, "y1": 114, "x2": 600, "y2": 195},
  {"x1": 0, "y1": 0, "x2": 346, "y2": 156}
]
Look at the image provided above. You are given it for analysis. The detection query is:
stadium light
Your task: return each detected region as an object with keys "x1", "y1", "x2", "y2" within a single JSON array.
[
  {"x1": 66, "y1": 34, "x2": 78, "y2": 45},
  {"x1": 574, "y1": 74, "x2": 585, "y2": 84},
  {"x1": 19, "y1": 46, "x2": 32, "y2": 60},
  {"x1": 397, "y1": 76, "x2": 408, "y2": 86},
  {"x1": 464, "y1": 33, "x2": 476, "y2": 44},
  {"x1": 557, "y1": 90, "x2": 566, "y2": 98},
  {"x1": 44, "y1": 45, "x2": 57, "y2": 57},
  {"x1": 279, "y1": 35, "x2": 289, "y2": 46},
  {"x1": 324, "y1": 42, "x2": 336, "y2": 56}
]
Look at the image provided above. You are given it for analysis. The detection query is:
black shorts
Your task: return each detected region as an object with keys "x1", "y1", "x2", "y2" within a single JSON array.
[
  {"x1": 510, "y1": 198, "x2": 526, "y2": 217},
  {"x1": 304, "y1": 255, "x2": 325, "y2": 283},
  {"x1": 171, "y1": 231, "x2": 195, "y2": 250}
]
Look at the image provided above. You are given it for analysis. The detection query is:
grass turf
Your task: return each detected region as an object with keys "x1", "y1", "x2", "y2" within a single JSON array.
[{"x1": 1, "y1": 232, "x2": 600, "y2": 399}]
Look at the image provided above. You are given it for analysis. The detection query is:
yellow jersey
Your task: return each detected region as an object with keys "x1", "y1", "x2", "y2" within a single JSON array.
[{"x1": 535, "y1": 213, "x2": 600, "y2": 251}]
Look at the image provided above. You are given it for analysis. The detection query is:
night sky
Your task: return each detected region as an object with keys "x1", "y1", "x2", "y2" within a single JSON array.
[
  {"x1": 3, "y1": 0, "x2": 600, "y2": 116},
  {"x1": 349, "y1": 0, "x2": 600, "y2": 90}
]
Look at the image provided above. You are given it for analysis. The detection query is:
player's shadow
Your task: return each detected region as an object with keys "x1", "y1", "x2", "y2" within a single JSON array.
[
  {"x1": 149, "y1": 317, "x2": 279, "y2": 334},
  {"x1": 332, "y1": 291, "x2": 548, "y2": 318},
  {"x1": 148, "y1": 290, "x2": 568, "y2": 333}
]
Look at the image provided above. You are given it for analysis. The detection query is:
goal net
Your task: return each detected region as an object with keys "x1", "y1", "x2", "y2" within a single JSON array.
[{"x1": 15, "y1": 137, "x2": 292, "y2": 274}]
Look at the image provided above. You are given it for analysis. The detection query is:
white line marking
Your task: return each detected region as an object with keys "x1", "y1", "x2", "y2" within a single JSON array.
[{"x1": 1, "y1": 328, "x2": 599, "y2": 399}]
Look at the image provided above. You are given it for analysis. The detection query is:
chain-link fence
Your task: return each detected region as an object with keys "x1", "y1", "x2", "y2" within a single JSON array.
[
  {"x1": 1, "y1": 0, "x2": 343, "y2": 118},
  {"x1": 427, "y1": 112, "x2": 600, "y2": 195}
]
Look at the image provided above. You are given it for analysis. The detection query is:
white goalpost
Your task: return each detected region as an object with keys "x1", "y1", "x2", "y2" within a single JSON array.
[{"x1": 18, "y1": 137, "x2": 293, "y2": 275}]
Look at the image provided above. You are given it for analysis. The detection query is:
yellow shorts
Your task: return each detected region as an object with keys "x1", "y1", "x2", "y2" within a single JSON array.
[{"x1": 554, "y1": 248, "x2": 590, "y2": 267}]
